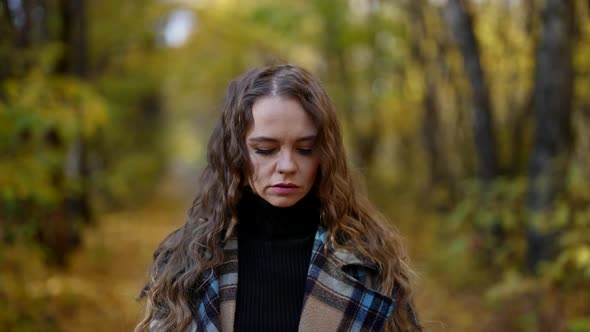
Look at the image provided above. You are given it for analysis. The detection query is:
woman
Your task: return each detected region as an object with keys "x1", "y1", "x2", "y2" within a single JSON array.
[{"x1": 136, "y1": 64, "x2": 420, "y2": 331}]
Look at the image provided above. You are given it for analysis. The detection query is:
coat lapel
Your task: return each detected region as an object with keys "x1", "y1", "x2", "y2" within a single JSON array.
[{"x1": 298, "y1": 226, "x2": 396, "y2": 332}]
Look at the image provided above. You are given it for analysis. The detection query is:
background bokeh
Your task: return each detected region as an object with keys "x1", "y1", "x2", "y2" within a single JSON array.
[{"x1": 1, "y1": 0, "x2": 590, "y2": 331}]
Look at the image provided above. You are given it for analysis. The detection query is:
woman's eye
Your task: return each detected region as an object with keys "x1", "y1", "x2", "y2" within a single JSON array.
[
  {"x1": 298, "y1": 148, "x2": 313, "y2": 155},
  {"x1": 255, "y1": 148, "x2": 275, "y2": 155}
]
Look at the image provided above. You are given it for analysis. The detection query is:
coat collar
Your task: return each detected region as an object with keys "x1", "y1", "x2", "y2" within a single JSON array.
[{"x1": 192, "y1": 225, "x2": 395, "y2": 331}]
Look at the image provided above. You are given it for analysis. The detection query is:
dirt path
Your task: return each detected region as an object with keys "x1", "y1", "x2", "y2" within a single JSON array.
[{"x1": 56, "y1": 194, "x2": 186, "y2": 332}]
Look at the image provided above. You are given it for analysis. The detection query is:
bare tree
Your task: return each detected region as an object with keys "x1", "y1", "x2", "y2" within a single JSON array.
[
  {"x1": 526, "y1": 0, "x2": 575, "y2": 274},
  {"x1": 405, "y1": 0, "x2": 447, "y2": 187},
  {"x1": 318, "y1": 0, "x2": 382, "y2": 171},
  {"x1": 444, "y1": 0, "x2": 498, "y2": 182},
  {"x1": 57, "y1": 0, "x2": 88, "y2": 77},
  {"x1": 40, "y1": 0, "x2": 90, "y2": 266}
]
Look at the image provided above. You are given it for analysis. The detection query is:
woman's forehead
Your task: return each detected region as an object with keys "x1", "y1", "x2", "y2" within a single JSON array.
[{"x1": 247, "y1": 96, "x2": 317, "y2": 139}]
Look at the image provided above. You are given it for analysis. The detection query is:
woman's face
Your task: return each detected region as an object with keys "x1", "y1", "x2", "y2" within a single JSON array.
[{"x1": 246, "y1": 96, "x2": 320, "y2": 208}]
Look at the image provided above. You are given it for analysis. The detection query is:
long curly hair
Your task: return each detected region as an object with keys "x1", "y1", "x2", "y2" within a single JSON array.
[{"x1": 135, "y1": 64, "x2": 420, "y2": 331}]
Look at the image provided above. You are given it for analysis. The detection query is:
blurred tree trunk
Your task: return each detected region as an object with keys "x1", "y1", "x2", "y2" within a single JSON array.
[
  {"x1": 524, "y1": 0, "x2": 537, "y2": 35},
  {"x1": 508, "y1": 0, "x2": 539, "y2": 176},
  {"x1": 0, "y1": 0, "x2": 14, "y2": 30},
  {"x1": 318, "y1": 0, "x2": 379, "y2": 171},
  {"x1": 509, "y1": 95, "x2": 533, "y2": 175},
  {"x1": 60, "y1": 0, "x2": 90, "y2": 222},
  {"x1": 40, "y1": 0, "x2": 89, "y2": 266},
  {"x1": 526, "y1": 0, "x2": 574, "y2": 274},
  {"x1": 320, "y1": 2, "x2": 354, "y2": 163},
  {"x1": 0, "y1": 0, "x2": 15, "y2": 84},
  {"x1": 0, "y1": 0, "x2": 48, "y2": 50},
  {"x1": 358, "y1": 3, "x2": 382, "y2": 171},
  {"x1": 11, "y1": 0, "x2": 33, "y2": 47},
  {"x1": 57, "y1": 0, "x2": 87, "y2": 77},
  {"x1": 0, "y1": 0, "x2": 30, "y2": 81},
  {"x1": 444, "y1": 0, "x2": 498, "y2": 182},
  {"x1": 406, "y1": 0, "x2": 447, "y2": 188}
]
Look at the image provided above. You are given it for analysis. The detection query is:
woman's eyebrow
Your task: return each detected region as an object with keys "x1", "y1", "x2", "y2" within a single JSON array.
[{"x1": 295, "y1": 135, "x2": 317, "y2": 142}]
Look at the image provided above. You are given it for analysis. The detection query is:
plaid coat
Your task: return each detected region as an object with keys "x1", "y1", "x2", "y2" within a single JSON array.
[{"x1": 151, "y1": 225, "x2": 396, "y2": 332}]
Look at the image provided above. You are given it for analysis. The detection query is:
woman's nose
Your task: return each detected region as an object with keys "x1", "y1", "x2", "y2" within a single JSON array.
[{"x1": 277, "y1": 151, "x2": 297, "y2": 174}]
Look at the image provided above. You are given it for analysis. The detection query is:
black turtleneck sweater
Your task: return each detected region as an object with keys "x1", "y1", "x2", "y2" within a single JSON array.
[{"x1": 234, "y1": 189, "x2": 320, "y2": 332}]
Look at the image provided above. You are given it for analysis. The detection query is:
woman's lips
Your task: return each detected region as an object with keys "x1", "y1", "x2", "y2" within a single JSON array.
[{"x1": 270, "y1": 183, "x2": 299, "y2": 194}]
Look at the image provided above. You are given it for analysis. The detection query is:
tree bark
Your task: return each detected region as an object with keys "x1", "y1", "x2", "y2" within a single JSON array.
[
  {"x1": 61, "y1": 0, "x2": 91, "y2": 223},
  {"x1": 1, "y1": 0, "x2": 16, "y2": 38},
  {"x1": 319, "y1": 0, "x2": 371, "y2": 169},
  {"x1": 526, "y1": 0, "x2": 574, "y2": 273},
  {"x1": 444, "y1": 0, "x2": 498, "y2": 182},
  {"x1": 406, "y1": 0, "x2": 446, "y2": 187},
  {"x1": 41, "y1": 0, "x2": 90, "y2": 266},
  {"x1": 357, "y1": 1, "x2": 384, "y2": 170},
  {"x1": 57, "y1": 0, "x2": 87, "y2": 77},
  {"x1": 508, "y1": 0, "x2": 537, "y2": 176}
]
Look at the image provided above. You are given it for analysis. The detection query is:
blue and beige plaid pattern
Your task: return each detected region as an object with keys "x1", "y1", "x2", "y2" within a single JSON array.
[
  {"x1": 194, "y1": 269, "x2": 221, "y2": 331},
  {"x1": 153, "y1": 225, "x2": 396, "y2": 331}
]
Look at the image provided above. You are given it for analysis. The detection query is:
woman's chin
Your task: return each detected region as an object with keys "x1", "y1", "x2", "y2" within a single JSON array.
[{"x1": 262, "y1": 195, "x2": 302, "y2": 208}]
